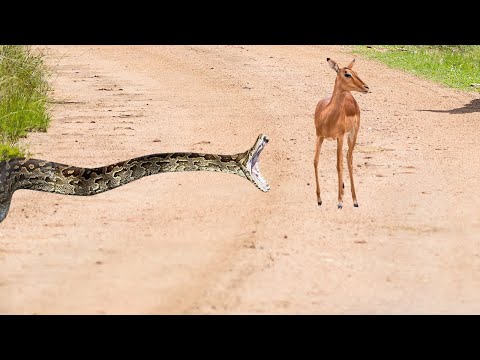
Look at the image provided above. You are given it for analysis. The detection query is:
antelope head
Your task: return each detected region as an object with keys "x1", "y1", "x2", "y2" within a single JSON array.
[{"x1": 327, "y1": 58, "x2": 370, "y2": 93}]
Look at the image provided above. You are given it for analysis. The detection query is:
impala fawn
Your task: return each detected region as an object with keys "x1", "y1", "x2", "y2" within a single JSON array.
[{"x1": 314, "y1": 58, "x2": 369, "y2": 209}]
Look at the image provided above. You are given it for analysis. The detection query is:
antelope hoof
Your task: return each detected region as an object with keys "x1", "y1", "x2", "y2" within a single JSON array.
[
  {"x1": 338, "y1": 202, "x2": 343, "y2": 209},
  {"x1": 318, "y1": 201, "x2": 322, "y2": 206},
  {"x1": 354, "y1": 202, "x2": 359, "y2": 207},
  {"x1": 343, "y1": 182, "x2": 345, "y2": 189}
]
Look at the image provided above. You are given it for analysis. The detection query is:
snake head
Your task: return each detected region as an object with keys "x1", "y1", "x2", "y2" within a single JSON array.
[{"x1": 239, "y1": 134, "x2": 270, "y2": 192}]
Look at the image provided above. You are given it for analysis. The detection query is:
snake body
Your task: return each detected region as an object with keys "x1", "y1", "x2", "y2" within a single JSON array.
[{"x1": 0, "y1": 134, "x2": 269, "y2": 223}]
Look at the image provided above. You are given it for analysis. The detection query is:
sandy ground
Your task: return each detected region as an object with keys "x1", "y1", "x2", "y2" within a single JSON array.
[{"x1": 1, "y1": 45, "x2": 479, "y2": 314}]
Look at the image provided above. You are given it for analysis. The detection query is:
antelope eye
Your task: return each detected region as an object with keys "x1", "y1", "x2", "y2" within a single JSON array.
[{"x1": 344, "y1": 72, "x2": 352, "y2": 78}]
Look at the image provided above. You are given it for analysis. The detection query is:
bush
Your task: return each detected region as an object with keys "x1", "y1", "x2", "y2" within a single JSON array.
[{"x1": 0, "y1": 45, "x2": 51, "y2": 160}]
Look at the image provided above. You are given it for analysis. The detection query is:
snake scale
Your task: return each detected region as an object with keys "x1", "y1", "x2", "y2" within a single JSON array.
[{"x1": 0, "y1": 134, "x2": 269, "y2": 223}]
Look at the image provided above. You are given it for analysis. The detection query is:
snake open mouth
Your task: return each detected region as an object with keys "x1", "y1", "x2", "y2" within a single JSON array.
[{"x1": 243, "y1": 134, "x2": 270, "y2": 192}]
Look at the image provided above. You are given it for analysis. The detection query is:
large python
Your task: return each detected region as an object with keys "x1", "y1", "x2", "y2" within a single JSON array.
[{"x1": 0, "y1": 134, "x2": 269, "y2": 223}]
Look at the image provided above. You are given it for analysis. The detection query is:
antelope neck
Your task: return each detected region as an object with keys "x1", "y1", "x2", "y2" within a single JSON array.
[{"x1": 328, "y1": 79, "x2": 349, "y2": 106}]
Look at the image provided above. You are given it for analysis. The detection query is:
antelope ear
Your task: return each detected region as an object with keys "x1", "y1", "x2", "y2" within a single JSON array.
[
  {"x1": 347, "y1": 58, "x2": 356, "y2": 68},
  {"x1": 327, "y1": 58, "x2": 339, "y2": 73}
]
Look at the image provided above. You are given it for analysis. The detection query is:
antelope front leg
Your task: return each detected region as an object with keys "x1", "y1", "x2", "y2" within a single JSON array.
[
  {"x1": 337, "y1": 136, "x2": 344, "y2": 209},
  {"x1": 347, "y1": 133, "x2": 359, "y2": 207},
  {"x1": 314, "y1": 136, "x2": 324, "y2": 205}
]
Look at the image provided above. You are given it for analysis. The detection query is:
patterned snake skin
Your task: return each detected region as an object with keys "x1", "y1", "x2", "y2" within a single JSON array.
[{"x1": 0, "y1": 134, "x2": 269, "y2": 223}]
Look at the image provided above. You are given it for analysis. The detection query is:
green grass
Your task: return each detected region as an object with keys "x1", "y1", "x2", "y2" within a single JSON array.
[
  {"x1": 352, "y1": 45, "x2": 480, "y2": 92},
  {"x1": 0, "y1": 45, "x2": 51, "y2": 160}
]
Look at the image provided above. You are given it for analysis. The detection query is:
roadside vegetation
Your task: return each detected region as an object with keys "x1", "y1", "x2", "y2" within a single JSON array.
[
  {"x1": 0, "y1": 45, "x2": 51, "y2": 160},
  {"x1": 353, "y1": 45, "x2": 480, "y2": 92}
]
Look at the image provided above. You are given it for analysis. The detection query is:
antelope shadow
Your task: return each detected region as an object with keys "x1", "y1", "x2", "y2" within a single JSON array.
[{"x1": 417, "y1": 98, "x2": 480, "y2": 114}]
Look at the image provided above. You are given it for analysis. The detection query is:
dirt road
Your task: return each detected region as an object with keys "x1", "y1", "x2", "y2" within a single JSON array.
[{"x1": 1, "y1": 45, "x2": 479, "y2": 314}]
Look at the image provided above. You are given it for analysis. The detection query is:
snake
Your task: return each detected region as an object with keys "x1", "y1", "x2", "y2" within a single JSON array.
[{"x1": 0, "y1": 134, "x2": 269, "y2": 223}]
